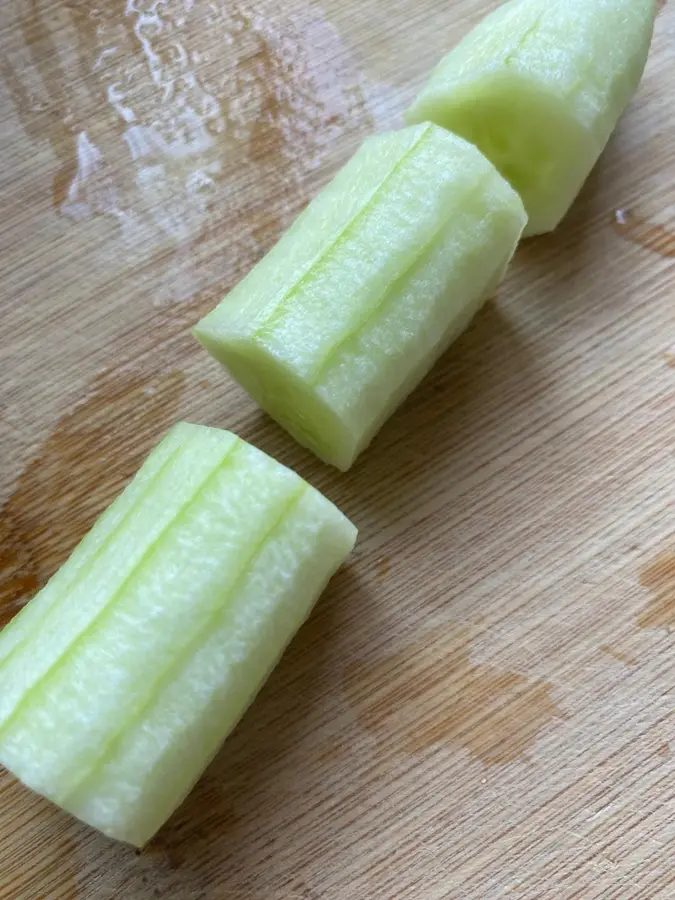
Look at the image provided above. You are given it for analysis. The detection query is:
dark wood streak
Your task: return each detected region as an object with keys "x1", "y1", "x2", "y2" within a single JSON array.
[{"x1": 638, "y1": 550, "x2": 675, "y2": 632}]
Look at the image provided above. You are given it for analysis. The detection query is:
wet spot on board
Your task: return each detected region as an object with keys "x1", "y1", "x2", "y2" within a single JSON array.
[
  {"x1": 637, "y1": 550, "x2": 675, "y2": 632},
  {"x1": 0, "y1": 0, "x2": 395, "y2": 381},
  {"x1": 599, "y1": 644, "x2": 637, "y2": 667},
  {"x1": 1, "y1": 1, "x2": 385, "y2": 291},
  {"x1": 612, "y1": 209, "x2": 675, "y2": 259},
  {"x1": 344, "y1": 624, "x2": 564, "y2": 767},
  {"x1": 0, "y1": 367, "x2": 185, "y2": 627}
]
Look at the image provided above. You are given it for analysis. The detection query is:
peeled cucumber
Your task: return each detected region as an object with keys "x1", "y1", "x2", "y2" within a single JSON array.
[
  {"x1": 0, "y1": 423, "x2": 356, "y2": 846},
  {"x1": 405, "y1": 0, "x2": 656, "y2": 236},
  {"x1": 194, "y1": 123, "x2": 526, "y2": 470}
]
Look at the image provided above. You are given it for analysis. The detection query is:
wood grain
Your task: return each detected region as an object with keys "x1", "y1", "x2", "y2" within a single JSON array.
[{"x1": 0, "y1": 1, "x2": 674, "y2": 898}]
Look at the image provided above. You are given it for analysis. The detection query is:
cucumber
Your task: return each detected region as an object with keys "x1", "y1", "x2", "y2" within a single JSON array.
[
  {"x1": 0, "y1": 424, "x2": 356, "y2": 846},
  {"x1": 195, "y1": 123, "x2": 526, "y2": 470},
  {"x1": 405, "y1": 0, "x2": 656, "y2": 236}
]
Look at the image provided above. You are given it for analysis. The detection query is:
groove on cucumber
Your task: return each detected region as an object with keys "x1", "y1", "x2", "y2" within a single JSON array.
[
  {"x1": 0, "y1": 424, "x2": 357, "y2": 846},
  {"x1": 196, "y1": 124, "x2": 527, "y2": 469},
  {"x1": 57, "y1": 483, "x2": 308, "y2": 808},
  {"x1": 405, "y1": 0, "x2": 657, "y2": 235}
]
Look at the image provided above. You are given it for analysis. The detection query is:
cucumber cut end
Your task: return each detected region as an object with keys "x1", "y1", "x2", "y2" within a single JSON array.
[
  {"x1": 406, "y1": 74, "x2": 596, "y2": 235},
  {"x1": 195, "y1": 330, "x2": 359, "y2": 471}
]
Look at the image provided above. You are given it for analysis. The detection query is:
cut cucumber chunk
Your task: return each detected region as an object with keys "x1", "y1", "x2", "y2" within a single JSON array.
[
  {"x1": 0, "y1": 424, "x2": 356, "y2": 846},
  {"x1": 195, "y1": 123, "x2": 526, "y2": 470},
  {"x1": 405, "y1": 0, "x2": 656, "y2": 236}
]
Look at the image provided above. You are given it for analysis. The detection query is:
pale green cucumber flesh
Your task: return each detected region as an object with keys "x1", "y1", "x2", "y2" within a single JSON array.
[
  {"x1": 315, "y1": 176, "x2": 525, "y2": 455},
  {"x1": 65, "y1": 489, "x2": 355, "y2": 846},
  {"x1": 199, "y1": 334, "x2": 357, "y2": 471},
  {"x1": 195, "y1": 123, "x2": 526, "y2": 469},
  {"x1": 222, "y1": 124, "x2": 493, "y2": 382},
  {"x1": 198, "y1": 127, "x2": 428, "y2": 338},
  {"x1": 0, "y1": 427, "x2": 238, "y2": 729},
  {"x1": 0, "y1": 425, "x2": 356, "y2": 846},
  {"x1": 405, "y1": 0, "x2": 656, "y2": 235},
  {"x1": 249, "y1": 128, "x2": 444, "y2": 376},
  {"x1": 409, "y1": 75, "x2": 595, "y2": 236},
  {"x1": 0, "y1": 442, "x2": 301, "y2": 801},
  {"x1": 204, "y1": 180, "x2": 524, "y2": 470}
]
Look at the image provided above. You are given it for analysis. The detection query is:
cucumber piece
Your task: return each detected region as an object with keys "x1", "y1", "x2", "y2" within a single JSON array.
[
  {"x1": 195, "y1": 123, "x2": 526, "y2": 470},
  {"x1": 65, "y1": 488, "x2": 352, "y2": 847},
  {"x1": 0, "y1": 424, "x2": 356, "y2": 846},
  {"x1": 405, "y1": 0, "x2": 656, "y2": 236},
  {"x1": 0, "y1": 424, "x2": 238, "y2": 728},
  {"x1": 0, "y1": 423, "x2": 191, "y2": 666}
]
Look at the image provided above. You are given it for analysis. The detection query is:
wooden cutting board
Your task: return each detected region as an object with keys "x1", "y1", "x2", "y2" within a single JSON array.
[{"x1": 0, "y1": 1, "x2": 673, "y2": 897}]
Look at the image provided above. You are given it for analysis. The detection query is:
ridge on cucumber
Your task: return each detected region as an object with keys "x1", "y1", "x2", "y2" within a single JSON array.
[
  {"x1": 195, "y1": 123, "x2": 527, "y2": 471},
  {"x1": 405, "y1": 0, "x2": 657, "y2": 236},
  {"x1": 0, "y1": 423, "x2": 356, "y2": 846}
]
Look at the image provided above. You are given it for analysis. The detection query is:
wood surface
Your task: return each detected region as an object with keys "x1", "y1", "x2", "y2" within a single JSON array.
[{"x1": 0, "y1": 1, "x2": 674, "y2": 898}]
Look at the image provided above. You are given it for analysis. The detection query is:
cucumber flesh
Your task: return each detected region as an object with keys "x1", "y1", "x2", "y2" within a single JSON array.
[
  {"x1": 195, "y1": 123, "x2": 526, "y2": 470},
  {"x1": 0, "y1": 424, "x2": 356, "y2": 846},
  {"x1": 0, "y1": 426, "x2": 238, "y2": 728},
  {"x1": 405, "y1": 0, "x2": 656, "y2": 235},
  {"x1": 65, "y1": 488, "x2": 354, "y2": 847}
]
